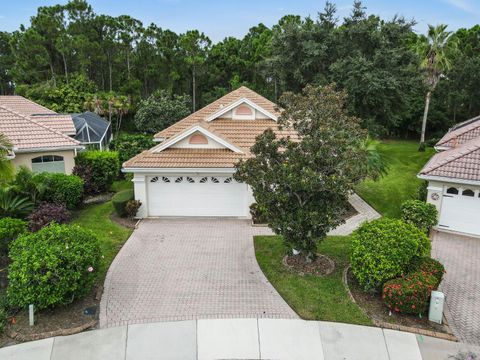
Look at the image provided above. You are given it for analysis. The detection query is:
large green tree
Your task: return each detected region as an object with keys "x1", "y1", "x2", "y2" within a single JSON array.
[{"x1": 235, "y1": 85, "x2": 368, "y2": 260}]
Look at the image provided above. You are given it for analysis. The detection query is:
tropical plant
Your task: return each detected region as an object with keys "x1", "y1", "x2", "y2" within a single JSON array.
[
  {"x1": 0, "y1": 132, "x2": 14, "y2": 184},
  {"x1": 125, "y1": 199, "x2": 141, "y2": 218},
  {"x1": 415, "y1": 24, "x2": 457, "y2": 150},
  {"x1": 28, "y1": 202, "x2": 71, "y2": 232},
  {"x1": 0, "y1": 188, "x2": 34, "y2": 219},
  {"x1": 361, "y1": 138, "x2": 388, "y2": 180},
  {"x1": 236, "y1": 84, "x2": 369, "y2": 261}
]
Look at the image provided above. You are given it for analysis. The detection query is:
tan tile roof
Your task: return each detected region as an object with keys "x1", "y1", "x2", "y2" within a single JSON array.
[
  {"x1": 125, "y1": 86, "x2": 297, "y2": 169},
  {"x1": 0, "y1": 96, "x2": 56, "y2": 116},
  {"x1": 436, "y1": 116, "x2": 480, "y2": 149},
  {"x1": 30, "y1": 114, "x2": 76, "y2": 135},
  {"x1": 420, "y1": 136, "x2": 480, "y2": 181},
  {"x1": 0, "y1": 105, "x2": 81, "y2": 151}
]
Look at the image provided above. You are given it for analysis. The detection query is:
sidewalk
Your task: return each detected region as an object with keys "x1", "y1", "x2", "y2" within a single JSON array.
[{"x1": 1, "y1": 318, "x2": 478, "y2": 360}]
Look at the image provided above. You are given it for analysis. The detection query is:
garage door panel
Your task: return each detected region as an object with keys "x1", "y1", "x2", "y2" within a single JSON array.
[
  {"x1": 439, "y1": 194, "x2": 480, "y2": 235},
  {"x1": 147, "y1": 175, "x2": 248, "y2": 217}
]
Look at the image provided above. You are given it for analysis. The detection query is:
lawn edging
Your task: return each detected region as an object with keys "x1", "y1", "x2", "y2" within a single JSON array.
[{"x1": 342, "y1": 265, "x2": 458, "y2": 342}]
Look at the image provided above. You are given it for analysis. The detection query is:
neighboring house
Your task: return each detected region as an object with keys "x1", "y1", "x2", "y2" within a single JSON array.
[
  {"x1": 0, "y1": 96, "x2": 112, "y2": 174},
  {"x1": 72, "y1": 112, "x2": 112, "y2": 150},
  {"x1": 418, "y1": 115, "x2": 480, "y2": 236},
  {"x1": 123, "y1": 86, "x2": 297, "y2": 218}
]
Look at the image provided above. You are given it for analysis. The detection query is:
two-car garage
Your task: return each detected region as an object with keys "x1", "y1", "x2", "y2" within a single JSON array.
[{"x1": 146, "y1": 174, "x2": 251, "y2": 217}]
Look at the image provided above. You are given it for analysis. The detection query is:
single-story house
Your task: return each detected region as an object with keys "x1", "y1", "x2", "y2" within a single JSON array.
[
  {"x1": 0, "y1": 96, "x2": 112, "y2": 173},
  {"x1": 0, "y1": 97, "x2": 83, "y2": 174},
  {"x1": 418, "y1": 115, "x2": 480, "y2": 236},
  {"x1": 123, "y1": 86, "x2": 297, "y2": 219}
]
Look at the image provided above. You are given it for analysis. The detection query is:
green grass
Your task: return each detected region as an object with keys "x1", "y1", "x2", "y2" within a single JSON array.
[
  {"x1": 254, "y1": 235, "x2": 372, "y2": 325},
  {"x1": 356, "y1": 140, "x2": 434, "y2": 218},
  {"x1": 110, "y1": 179, "x2": 133, "y2": 192},
  {"x1": 72, "y1": 195, "x2": 133, "y2": 281}
]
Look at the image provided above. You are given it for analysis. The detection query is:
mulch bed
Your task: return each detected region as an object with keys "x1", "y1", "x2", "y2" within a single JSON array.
[
  {"x1": 109, "y1": 212, "x2": 137, "y2": 229},
  {"x1": 346, "y1": 267, "x2": 452, "y2": 335},
  {"x1": 283, "y1": 253, "x2": 335, "y2": 276},
  {"x1": 0, "y1": 284, "x2": 101, "y2": 348}
]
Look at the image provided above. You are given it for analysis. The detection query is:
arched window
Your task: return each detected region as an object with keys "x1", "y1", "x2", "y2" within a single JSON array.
[
  {"x1": 446, "y1": 187, "x2": 459, "y2": 195},
  {"x1": 175, "y1": 177, "x2": 183, "y2": 183},
  {"x1": 189, "y1": 133, "x2": 208, "y2": 145},
  {"x1": 186, "y1": 177, "x2": 195, "y2": 183},
  {"x1": 162, "y1": 177, "x2": 170, "y2": 183},
  {"x1": 462, "y1": 189, "x2": 475, "y2": 197},
  {"x1": 224, "y1": 177, "x2": 232, "y2": 183},
  {"x1": 199, "y1": 177, "x2": 208, "y2": 183},
  {"x1": 31, "y1": 155, "x2": 65, "y2": 173},
  {"x1": 150, "y1": 176, "x2": 159, "y2": 183},
  {"x1": 211, "y1": 177, "x2": 219, "y2": 183}
]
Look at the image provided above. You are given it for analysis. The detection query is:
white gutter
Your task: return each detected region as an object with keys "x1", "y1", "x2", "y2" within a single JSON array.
[
  {"x1": 122, "y1": 167, "x2": 236, "y2": 174},
  {"x1": 14, "y1": 145, "x2": 85, "y2": 153},
  {"x1": 417, "y1": 174, "x2": 480, "y2": 186}
]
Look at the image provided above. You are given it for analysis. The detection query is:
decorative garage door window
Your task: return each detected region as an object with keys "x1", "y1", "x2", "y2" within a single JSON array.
[
  {"x1": 199, "y1": 177, "x2": 208, "y2": 183},
  {"x1": 175, "y1": 177, "x2": 183, "y2": 183},
  {"x1": 462, "y1": 189, "x2": 475, "y2": 197},
  {"x1": 31, "y1": 155, "x2": 65, "y2": 173},
  {"x1": 446, "y1": 187, "x2": 459, "y2": 195},
  {"x1": 150, "y1": 176, "x2": 159, "y2": 183},
  {"x1": 211, "y1": 177, "x2": 219, "y2": 183},
  {"x1": 150, "y1": 176, "x2": 240, "y2": 185},
  {"x1": 162, "y1": 177, "x2": 170, "y2": 183}
]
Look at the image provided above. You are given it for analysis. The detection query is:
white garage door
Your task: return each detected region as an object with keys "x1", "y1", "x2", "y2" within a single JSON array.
[
  {"x1": 147, "y1": 175, "x2": 249, "y2": 217},
  {"x1": 439, "y1": 187, "x2": 480, "y2": 235}
]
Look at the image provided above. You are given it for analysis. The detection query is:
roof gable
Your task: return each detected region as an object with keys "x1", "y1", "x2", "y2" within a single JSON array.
[
  {"x1": 205, "y1": 97, "x2": 277, "y2": 122},
  {"x1": 436, "y1": 115, "x2": 480, "y2": 150}
]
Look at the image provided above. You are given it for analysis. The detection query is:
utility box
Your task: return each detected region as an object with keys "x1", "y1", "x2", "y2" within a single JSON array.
[{"x1": 429, "y1": 291, "x2": 445, "y2": 324}]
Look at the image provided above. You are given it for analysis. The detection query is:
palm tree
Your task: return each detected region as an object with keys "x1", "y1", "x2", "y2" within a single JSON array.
[
  {"x1": 415, "y1": 24, "x2": 457, "y2": 150},
  {"x1": 0, "y1": 132, "x2": 14, "y2": 183}
]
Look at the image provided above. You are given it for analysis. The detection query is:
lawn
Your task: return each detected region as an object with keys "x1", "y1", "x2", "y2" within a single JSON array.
[
  {"x1": 72, "y1": 181, "x2": 134, "y2": 280},
  {"x1": 254, "y1": 235, "x2": 371, "y2": 325},
  {"x1": 356, "y1": 140, "x2": 434, "y2": 218}
]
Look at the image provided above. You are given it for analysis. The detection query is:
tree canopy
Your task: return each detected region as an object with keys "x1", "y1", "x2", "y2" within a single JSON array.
[{"x1": 0, "y1": 0, "x2": 478, "y2": 139}]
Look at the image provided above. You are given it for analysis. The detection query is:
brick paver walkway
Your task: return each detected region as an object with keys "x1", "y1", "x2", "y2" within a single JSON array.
[
  {"x1": 432, "y1": 231, "x2": 480, "y2": 345},
  {"x1": 100, "y1": 219, "x2": 297, "y2": 328}
]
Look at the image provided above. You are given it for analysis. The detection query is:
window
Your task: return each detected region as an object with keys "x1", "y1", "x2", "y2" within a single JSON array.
[
  {"x1": 224, "y1": 177, "x2": 232, "y2": 183},
  {"x1": 31, "y1": 155, "x2": 65, "y2": 174},
  {"x1": 211, "y1": 177, "x2": 219, "y2": 183},
  {"x1": 162, "y1": 177, "x2": 170, "y2": 183},
  {"x1": 200, "y1": 177, "x2": 208, "y2": 183},
  {"x1": 235, "y1": 105, "x2": 253, "y2": 115},
  {"x1": 446, "y1": 187, "x2": 459, "y2": 195},
  {"x1": 186, "y1": 177, "x2": 195, "y2": 183},
  {"x1": 150, "y1": 176, "x2": 159, "y2": 183},
  {"x1": 175, "y1": 177, "x2": 183, "y2": 183},
  {"x1": 462, "y1": 189, "x2": 475, "y2": 197},
  {"x1": 189, "y1": 133, "x2": 208, "y2": 145}
]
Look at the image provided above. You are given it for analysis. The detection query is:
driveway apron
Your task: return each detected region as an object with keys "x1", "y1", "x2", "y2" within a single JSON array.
[{"x1": 100, "y1": 218, "x2": 297, "y2": 327}]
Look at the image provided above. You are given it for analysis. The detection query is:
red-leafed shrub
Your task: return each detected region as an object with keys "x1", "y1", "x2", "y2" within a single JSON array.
[
  {"x1": 382, "y1": 271, "x2": 437, "y2": 315},
  {"x1": 28, "y1": 202, "x2": 71, "y2": 232}
]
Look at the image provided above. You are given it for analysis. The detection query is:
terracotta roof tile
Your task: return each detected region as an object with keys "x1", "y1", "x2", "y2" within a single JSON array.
[
  {"x1": 420, "y1": 136, "x2": 480, "y2": 181},
  {"x1": 0, "y1": 105, "x2": 81, "y2": 151},
  {"x1": 436, "y1": 116, "x2": 480, "y2": 149},
  {"x1": 125, "y1": 86, "x2": 296, "y2": 169},
  {"x1": 0, "y1": 96, "x2": 56, "y2": 116},
  {"x1": 30, "y1": 114, "x2": 76, "y2": 135}
]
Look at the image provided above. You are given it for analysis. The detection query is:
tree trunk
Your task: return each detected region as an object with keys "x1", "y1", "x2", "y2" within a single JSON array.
[
  {"x1": 109, "y1": 59, "x2": 113, "y2": 92},
  {"x1": 126, "y1": 51, "x2": 131, "y2": 80},
  {"x1": 419, "y1": 90, "x2": 431, "y2": 150},
  {"x1": 62, "y1": 53, "x2": 69, "y2": 84},
  {"x1": 192, "y1": 66, "x2": 196, "y2": 112},
  {"x1": 50, "y1": 62, "x2": 56, "y2": 87}
]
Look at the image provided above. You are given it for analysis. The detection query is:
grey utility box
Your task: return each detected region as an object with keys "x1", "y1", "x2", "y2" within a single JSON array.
[{"x1": 429, "y1": 291, "x2": 445, "y2": 324}]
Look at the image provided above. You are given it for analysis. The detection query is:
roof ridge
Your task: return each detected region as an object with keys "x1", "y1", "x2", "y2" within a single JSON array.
[
  {"x1": 437, "y1": 116, "x2": 480, "y2": 146},
  {"x1": 0, "y1": 105, "x2": 80, "y2": 146},
  {"x1": 422, "y1": 137, "x2": 480, "y2": 174}
]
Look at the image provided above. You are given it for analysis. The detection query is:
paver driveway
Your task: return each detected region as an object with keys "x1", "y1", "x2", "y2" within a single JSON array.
[
  {"x1": 100, "y1": 218, "x2": 297, "y2": 327},
  {"x1": 432, "y1": 230, "x2": 480, "y2": 345}
]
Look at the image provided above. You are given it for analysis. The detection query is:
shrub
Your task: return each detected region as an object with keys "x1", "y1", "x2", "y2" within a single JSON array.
[
  {"x1": 401, "y1": 200, "x2": 438, "y2": 234},
  {"x1": 72, "y1": 163, "x2": 96, "y2": 195},
  {"x1": 125, "y1": 199, "x2": 141, "y2": 218},
  {"x1": 382, "y1": 271, "x2": 437, "y2": 315},
  {"x1": 350, "y1": 218, "x2": 431, "y2": 292},
  {"x1": 0, "y1": 303, "x2": 5, "y2": 333},
  {"x1": 112, "y1": 189, "x2": 134, "y2": 217},
  {"x1": 28, "y1": 203, "x2": 71, "y2": 232},
  {"x1": 0, "y1": 217, "x2": 28, "y2": 256},
  {"x1": 7, "y1": 223, "x2": 101, "y2": 310},
  {"x1": 110, "y1": 133, "x2": 155, "y2": 164},
  {"x1": 74, "y1": 151, "x2": 120, "y2": 194},
  {"x1": 250, "y1": 203, "x2": 269, "y2": 224},
  {"x1": 36, "y1": 173, "x2": 84, "y2": 209},
  {"x1": 408, "y1": 256, "x2": 445, "y2": 287},
  {"x1": 0, "y1": 188, "x2": 34, "y2": 219},
  {"x1": 416, "y1": 180, "x2": 428, "y2": 202}
]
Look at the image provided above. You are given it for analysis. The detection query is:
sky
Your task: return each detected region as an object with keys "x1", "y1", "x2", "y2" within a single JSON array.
[{"x1": 1, "y1": 0, "x2": 479, "y2": 42}]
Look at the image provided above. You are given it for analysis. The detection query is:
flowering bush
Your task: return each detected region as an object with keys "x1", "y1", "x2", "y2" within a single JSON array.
[
  {"x1": 382, "y1": 270, "x2": 437, "y2": 315},
  {"x1": 350, "y1": 218, "x2": 431, "y2": 292},
  {"x1": 408, "y1": 256, "x2": 445, "y2": 287},
  {"x1": 0, "y1": 217, "x2": 28, "y2": 256},
  {"x1": 401, "y1": 200, "x2": 438, "y2": 234},
  {"x1": 7, "y1": 223, "x2": 101, "y2": 310},
  {"x1": 28, "y1": 202, "x2": 71, "y2": 232}
]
